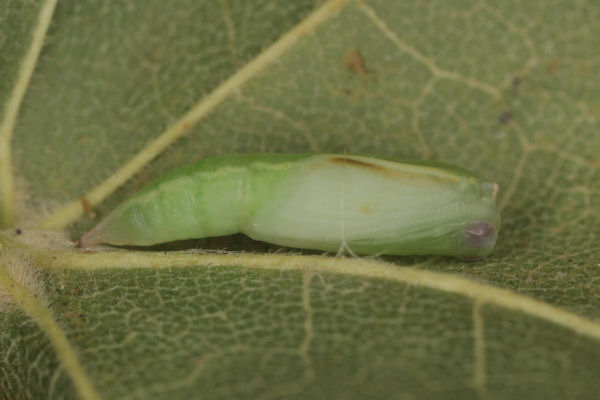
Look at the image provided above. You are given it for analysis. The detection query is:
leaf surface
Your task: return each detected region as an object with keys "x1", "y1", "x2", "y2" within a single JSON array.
[{"x1": 1, "y1": 0, "x2": 599, "y2": 399}]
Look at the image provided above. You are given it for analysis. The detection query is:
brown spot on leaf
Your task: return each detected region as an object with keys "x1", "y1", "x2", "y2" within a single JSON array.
[
  {"x1": 547, "y1": 59, "x2": 560, "y2": 74},
  {"x1": 499, "y1": 110, "x2": 513, "y2": 125},
  {"x1": 343, "y1": 49, "x2": 367, "y2": 77},
  {"x1": 80, "y1": 197, "x2": 92, "y2": 213},
  {"x1": 512, "y1": 76, "x2": 521, "y2": 89}
]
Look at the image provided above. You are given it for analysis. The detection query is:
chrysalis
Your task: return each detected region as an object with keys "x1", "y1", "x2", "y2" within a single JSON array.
[{"x1": 79, "y1": 154, "x2": 501, "y2": 258}]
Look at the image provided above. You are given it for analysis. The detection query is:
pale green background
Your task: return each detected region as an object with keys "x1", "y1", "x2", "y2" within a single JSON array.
[{"x1": 1, "y1": 0, "x2": 599, "y2": 398}]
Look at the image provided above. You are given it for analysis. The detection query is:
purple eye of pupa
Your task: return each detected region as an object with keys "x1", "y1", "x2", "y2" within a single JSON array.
[{"x1": 464, "y1": 222, "x2": 495, "y2": 248}]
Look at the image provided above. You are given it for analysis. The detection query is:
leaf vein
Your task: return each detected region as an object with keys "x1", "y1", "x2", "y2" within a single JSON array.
[
  {"x1": 357, "y1": 1, "x2": 501, "y2": 100},
  {"x1": 0, "y1": 0, "x2": 58, "y2": 227},
  {"x1": 27, "y1": 248, "x2": 600, "y2": 343}
]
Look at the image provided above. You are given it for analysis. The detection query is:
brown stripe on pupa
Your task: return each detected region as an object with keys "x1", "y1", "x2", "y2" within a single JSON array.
[
  {"x1": 328, "y1": 156, "x2": 411, "y2": 180},
  {"x1": 327, "y1": 156, "x2": 458, "y2": 183},
  {"x1": 329, "y1": 156, "x2": 388, "y2": 173}
]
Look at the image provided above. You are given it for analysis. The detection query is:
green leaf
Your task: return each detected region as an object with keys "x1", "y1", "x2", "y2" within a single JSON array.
[{"x1": 1, "y1": 0, "x2": 599, "y2": 399}]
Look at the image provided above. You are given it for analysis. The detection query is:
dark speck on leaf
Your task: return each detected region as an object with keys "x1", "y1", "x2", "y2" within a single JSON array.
[
  {"x1": 499, "y1": 110, "x2": 513, "y2": 125},
  {"x1": 512, "y1": 77, "x2": 521, "y2": 89},
  {"x1": 343, "y1": 48, "x2": 367, "y2": 76},
  {"x1": 15, "y1": 228, "x2": 22, "y2": 235},
  {"x1": 547, "y1": 59, "x2": 560, "y2": 74}
]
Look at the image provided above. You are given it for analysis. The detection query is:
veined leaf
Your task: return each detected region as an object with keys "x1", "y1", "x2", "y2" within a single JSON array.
[{"x1": 1, "y1": 0, "x2": 599, "y2": 399}]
